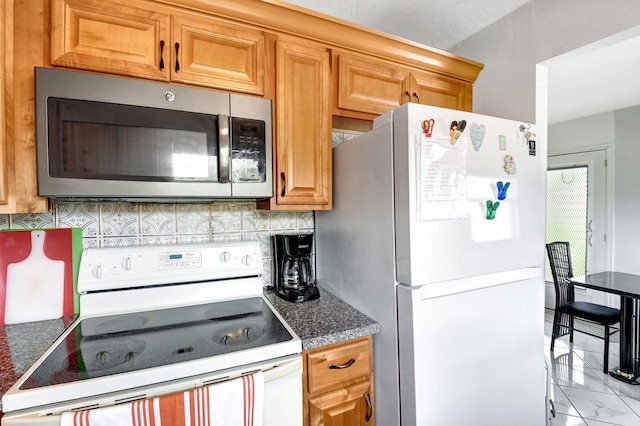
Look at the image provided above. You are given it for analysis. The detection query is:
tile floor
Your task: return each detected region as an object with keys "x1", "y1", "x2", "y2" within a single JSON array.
[{"x1": 545, "y1": 310, "x2": 640, "y2": 425}]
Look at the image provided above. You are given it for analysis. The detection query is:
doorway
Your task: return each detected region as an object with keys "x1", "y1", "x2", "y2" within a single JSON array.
[{"x1": 545, "y1": 149, "x2": 611, "y2": 307}]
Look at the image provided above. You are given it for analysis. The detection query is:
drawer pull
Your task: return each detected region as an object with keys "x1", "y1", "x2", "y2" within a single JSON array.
[
  {"x1": 328, "y1": 358, "x2": 355, "y2": 369},
  {"x1": 365, "y1": 392, "x2": 373, "y2": 422}
]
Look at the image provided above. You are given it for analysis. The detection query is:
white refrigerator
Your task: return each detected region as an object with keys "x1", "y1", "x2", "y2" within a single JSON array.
[{"x1": 316, "y1": 103, "x2": 546, "y2": 426}]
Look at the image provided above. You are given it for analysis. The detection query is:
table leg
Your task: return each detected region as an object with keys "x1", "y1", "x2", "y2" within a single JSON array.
[{"x1": 610, "y1": 295, "x2": 639, "y2": 384}]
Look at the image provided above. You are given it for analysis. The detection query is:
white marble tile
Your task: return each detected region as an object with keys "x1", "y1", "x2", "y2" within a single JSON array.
[
  {"x1": 584, "y1": 419, "x2": 628, "y2": 426},
  {"x1": 560, "y1": 386, "x2": 639, "y2": 425},
  {"x1": 620, "y1": 396, "x2": 640, "y2": 417},
  {"x1": 552, "y1": 363, "x2": 616, "y2": 395},
  {"x1": 602, "y1": 375, "x2": 640, "y2": 399},
  {"x1": 552, "y1": 384, "x2": 581, "y2": 417},
  {"x1": 552, "y1": 413, "x2": 588, "y2": 426}
]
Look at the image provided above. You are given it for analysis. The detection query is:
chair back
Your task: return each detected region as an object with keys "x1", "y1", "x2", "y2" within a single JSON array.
[{"x1": 546, "y1": 241, "x2": 575, "y2": 307}]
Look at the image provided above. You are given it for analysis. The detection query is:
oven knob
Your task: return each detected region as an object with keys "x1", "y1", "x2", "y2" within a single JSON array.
[
  {"x1": 219, "y1": 251, "x2": 232, "y2": 263},
  {"x1": 93, "y1": 263, "x2": 109, "y2": 279},
  {"x1": 122, "y1": 256, "x2": 136, "y2": 271},
  {"x1": 96, "y1": 351, "x2": 111, "y2": 365},
  {"x1": 241, "y1": 254, "x2": 254, "y2": 266}
]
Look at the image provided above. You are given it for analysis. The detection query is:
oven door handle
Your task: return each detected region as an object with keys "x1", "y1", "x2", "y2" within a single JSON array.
[{"x1": 218, "y1": 113, "x2": 231, "y2": 183}]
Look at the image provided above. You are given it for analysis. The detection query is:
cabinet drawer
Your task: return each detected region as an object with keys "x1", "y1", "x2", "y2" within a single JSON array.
[{"x1": 306, "y1": 338, "x2": 372, "y2": 395}]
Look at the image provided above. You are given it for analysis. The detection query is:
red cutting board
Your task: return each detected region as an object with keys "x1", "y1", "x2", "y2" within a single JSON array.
[{"x1": 0, "y1": 229, "x2": 75, "y2": 325}]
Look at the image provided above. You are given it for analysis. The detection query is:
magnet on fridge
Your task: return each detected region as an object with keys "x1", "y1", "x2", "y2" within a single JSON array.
[
  {"x1": 486, "y1": 200, "x2": 500, "y2": 220},
  {"x1": 497, "y1": 181, "x2": 510, "y2": 200},
  {"x1": 422, "y1": 119, "x2": 435, "y2": 137},
  {"x1": 470, "y1": 123, "x2": 486, "y2": 151},
  {"x1": 503, "y1": 154, "x2": 516, "y2": 175},
  {"x1": 449, "y1": 120, "x2": 467, "y2": 145}
]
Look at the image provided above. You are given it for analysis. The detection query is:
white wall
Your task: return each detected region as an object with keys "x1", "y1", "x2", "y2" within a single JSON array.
[
  {"x1": 449, "y1": 0, "x2": 640, "y2": 123},
  {"x1": 610, "y1": 106, "x2": 640, "y2": 273}
]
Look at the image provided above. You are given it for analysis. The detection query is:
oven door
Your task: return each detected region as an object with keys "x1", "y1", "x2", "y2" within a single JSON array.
[{"x1": 1, "y1": 354, "x2": 302, "y2": 426}]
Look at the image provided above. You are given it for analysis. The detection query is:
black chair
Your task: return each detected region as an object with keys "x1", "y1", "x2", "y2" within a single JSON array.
[{"x1": 546, "y1": 241, "x2": 620, "y2": 373}]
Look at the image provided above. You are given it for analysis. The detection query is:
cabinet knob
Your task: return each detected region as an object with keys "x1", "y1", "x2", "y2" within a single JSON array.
[
  {"x1": 412, "y1": 92, "x2": 420, "y2": 103},
  {"x1": 404, "y1": 90, "x2": 411, "y2": 102}
]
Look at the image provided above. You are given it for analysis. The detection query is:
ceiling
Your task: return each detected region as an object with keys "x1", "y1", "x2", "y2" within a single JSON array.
[{"x1": 281, "y1": 0, "x2": 640, "y2": 124}]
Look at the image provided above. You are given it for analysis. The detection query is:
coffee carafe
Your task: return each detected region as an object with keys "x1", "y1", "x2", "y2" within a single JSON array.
[{"x1": 273, "y1": 234, "x2": 320, "y2": 303}]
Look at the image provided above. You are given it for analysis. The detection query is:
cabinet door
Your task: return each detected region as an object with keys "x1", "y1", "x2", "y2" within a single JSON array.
[
  {"x1": 308, "y1": 381, "x2": 374, "y2": 426},
  {"x1": 411, "y1": 70, "x2": 473, "y2": 111},
  {"x1": 273, "y1": 40, "x2": 331, "y2": 208},
  {"x1": 51, "y1": 0, "x2": 170, "y2": 81},
  {"x1": 335, "y1": 53, "x2": 407, "y2": 116},
  {"x1": 171, "y1": 15, "x2": 266, "y2": 95}
]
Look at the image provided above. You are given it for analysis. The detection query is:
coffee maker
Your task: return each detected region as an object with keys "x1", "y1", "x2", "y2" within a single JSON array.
[{"x1": 273, "y1": 234, "x2": 320, "y2": 303}]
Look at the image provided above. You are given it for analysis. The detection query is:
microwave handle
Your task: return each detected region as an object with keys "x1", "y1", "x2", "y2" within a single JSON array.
[{"x1": 218, "y1": 113, "x2": 230, "y2": 183}]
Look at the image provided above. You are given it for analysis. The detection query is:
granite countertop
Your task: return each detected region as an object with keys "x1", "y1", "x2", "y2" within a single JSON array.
[
  {"x1": 0, "y1": 315, "x2": 76, "y2": 409},
  {"x1": 264, "y1": 285, "x2": 380, "y2": 351},
  {"x1": 0, "y1": 286, "x2": 379, "y2": 411}
]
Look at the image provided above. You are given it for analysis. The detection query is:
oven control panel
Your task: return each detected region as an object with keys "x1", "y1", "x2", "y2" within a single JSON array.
[{"x1": 77, "y1": 241, "x2": 263, "y2": 293}]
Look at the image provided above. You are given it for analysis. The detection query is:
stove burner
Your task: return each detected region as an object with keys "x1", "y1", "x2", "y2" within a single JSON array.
[{"x1": 93, "y1": 316, "x2": 147, "y2": 334}]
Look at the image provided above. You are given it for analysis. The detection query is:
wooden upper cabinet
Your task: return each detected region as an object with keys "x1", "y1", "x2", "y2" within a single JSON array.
[
  {"x1": 51, "y1": 0, "x2": 266, "y2": 95},
  {"x1": 51, "y1": 0, "x2": 170, "y2": 81},
  {"x1": 258, "y1": 39, "x2": 331, "y2": 210},
  {"x1": 334, "y1": 52, "x2": 473, "y2": 120},
  {"x1": 410, "y1": 69, "x2": 473, "y2": 111},
  {"x1": 335, "y1": 53, "x2": 406, "y2": 116},
  {"x1": 171, "y1": 15, "x2": 265, "y2": 95}
]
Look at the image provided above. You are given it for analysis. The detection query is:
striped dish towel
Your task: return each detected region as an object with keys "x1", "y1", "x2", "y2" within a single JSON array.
[{"x1": 60, "y1": 372, "x2": 264, "y2": 426}]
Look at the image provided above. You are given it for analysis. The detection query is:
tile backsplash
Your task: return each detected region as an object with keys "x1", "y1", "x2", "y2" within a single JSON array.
[{"x1": 0, "y1": 200, "x2": 314, "y2": 287}]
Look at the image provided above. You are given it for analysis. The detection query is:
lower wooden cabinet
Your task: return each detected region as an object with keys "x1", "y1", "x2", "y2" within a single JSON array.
[{"x1": 303, "y1": 335, "x2": 374, "y2": 426}]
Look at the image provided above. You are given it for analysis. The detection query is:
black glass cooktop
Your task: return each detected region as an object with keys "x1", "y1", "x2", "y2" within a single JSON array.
[{"x1": 20, "y1": 297, "x2": 293, "y2": 390}]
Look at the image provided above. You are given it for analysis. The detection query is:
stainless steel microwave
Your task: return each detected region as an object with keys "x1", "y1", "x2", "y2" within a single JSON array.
[{"x1": 34, "y1": 67, "x2": 273, "y2": 200}]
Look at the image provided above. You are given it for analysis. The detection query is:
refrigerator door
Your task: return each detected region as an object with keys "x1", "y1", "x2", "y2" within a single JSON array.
[
  {"x1": 390, "y1": 103, "x2": 546, "y2": 286},
  {"x1": 397, "y1": 271, "x2": 545, "y2": 426}
]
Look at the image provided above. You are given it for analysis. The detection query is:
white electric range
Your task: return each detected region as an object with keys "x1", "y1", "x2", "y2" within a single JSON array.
[{"x1": 1, "y1": 240, "x2": 302, "y2": 425}]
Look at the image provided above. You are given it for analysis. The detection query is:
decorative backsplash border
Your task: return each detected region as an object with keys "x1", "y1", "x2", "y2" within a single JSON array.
[{"x1": 0, "y1": 200, "x2": 314, "y2": 287}]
